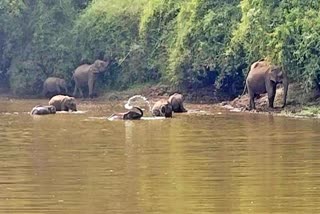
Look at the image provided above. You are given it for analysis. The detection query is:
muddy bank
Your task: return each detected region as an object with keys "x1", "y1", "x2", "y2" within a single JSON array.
[
  {"x1": 1, "y1": 83, "x2": 320, "y2": 119},
  {"x1": 218, "y1": 84, "x2": 320, "y2": 119}
]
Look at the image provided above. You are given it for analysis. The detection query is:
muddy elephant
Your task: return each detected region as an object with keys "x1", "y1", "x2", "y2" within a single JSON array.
[
  {"x1": 48, "y1": 95, "x2": 77, "y2": 112},
  {"x1": 31, "y1": 105, "x2": 56, "y2": 115},
  {"x1": 246, "y1": 60, "x2": 289, "y2": 110},
  {"x1": 42, "y1": 77, "x2": 68, "y2": 98},
  {"x1": 152, "y1": 100, "x2": 173, "y2": 118},
  {"x1": 108, "y1": 107, "x2": 143, "y2": 120},
  {"x1": 168, "y1": 93, "x2": 187, "y2": 113},
  {"x1": 72, "y1": 59, "x2": 111, "y2": 98}
]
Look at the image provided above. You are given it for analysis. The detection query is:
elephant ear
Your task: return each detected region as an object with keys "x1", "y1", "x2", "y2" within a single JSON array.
[
  {"x1": 270, "y1": 66, "x2": 283, "y2": 83},
  {"x1": 89, "y1": 64, "x2": 100, "y2": 74},
  {"x1": 269, "y1": 66, "x2": 278, "y2": 82}
]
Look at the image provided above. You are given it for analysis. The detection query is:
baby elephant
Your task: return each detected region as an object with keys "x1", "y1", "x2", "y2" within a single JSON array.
[
  {"x1": 48, "y1": 95, "x2": 77, "y2": 112},
  {"x1": 152, "y1": 100, "x2": 173, "y2": 117},
  {"x1": 168, "y1": 93, "x2": 187, "y2": 113},
  {"x1": 42, "y1": 77, "x2": 68, "y2": 98},
  {"x1": 108, "y1": 106, "x2": 143, "y2": 120},
  {"x1": 31, "y1": 105, "x2": 56, "y2": 115}
]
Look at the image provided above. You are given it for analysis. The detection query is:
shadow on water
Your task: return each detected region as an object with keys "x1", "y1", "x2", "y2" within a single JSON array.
[{"x1": 0, "y1": 99, "x2": 320, "y2": 213}]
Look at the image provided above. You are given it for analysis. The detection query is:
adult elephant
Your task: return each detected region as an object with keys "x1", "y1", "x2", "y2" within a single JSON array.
[
  {"x1": 152, "y1": 100, "x2": 173, "y2": 118},
  {"x1": 42, "y1": 77, "x2": 68, "y2": 98},
  {"x1": 168, "y1": 93, "x2": 187, "y2": 113},
  {"x1": 108, "y1": 107, "x2": 143, "y2": 120},
  {"x1": 72, "y1": 59, "x2": 111, "y2": 98},
  {"x1": 246, "y1": 60, "x2": 289, "y2": 110},
  {"x1": 48, "y1": 95, "x2": 77, "y2": 112},
  {"x1": 31, "y1": 105, "x2": 56, "y2": 115}
]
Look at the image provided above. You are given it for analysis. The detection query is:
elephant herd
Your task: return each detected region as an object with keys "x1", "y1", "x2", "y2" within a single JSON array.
[
  {"x1": 31, "y1": 95, "x2": 77, "y2": 115},
  {"x1": 42, "y1": 59, "x2": 111, "y2": 98},
  {"x1": 39, "y1": 58, "x2": 289, "y2": 115},
  {"x1": 31, "y1": 93, "x2": 188, "y2": 120}
]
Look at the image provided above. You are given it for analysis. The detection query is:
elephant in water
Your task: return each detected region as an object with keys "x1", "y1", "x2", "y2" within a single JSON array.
[
  {"x1": 48, "y1": 95, "x2": 77, "y2": 112},
  {"x1": 246, "y1": 59, "x2": 289, "y2": 110},
  {"x1": 108, "y1": 107, "x2": 143, "y2": 120},
  {"x1": 72, "y1": 59, "x2": 111, "y2": 98},
  {"x1": 31, "y1": 105, "x2": 56, "y2": 115},
  {"x1": 152, "y1": 100, "x2": 173, "y2": 117},
  {"x1": 168, "y1": 93, "x2": 187, "y2": 113},
  {"x1": 42, "y1": 77, "x2": 68, "y2": 98}
]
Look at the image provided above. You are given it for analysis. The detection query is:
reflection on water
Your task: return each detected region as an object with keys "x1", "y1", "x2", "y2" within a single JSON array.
[{"x1": 0, "y1": 99, "x2": 320, "y2": 213}]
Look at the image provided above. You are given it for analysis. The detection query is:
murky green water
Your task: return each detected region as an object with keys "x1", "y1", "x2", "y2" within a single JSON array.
[{"x1": 0, "y1": 99, "x2": 320, "y2": 214}]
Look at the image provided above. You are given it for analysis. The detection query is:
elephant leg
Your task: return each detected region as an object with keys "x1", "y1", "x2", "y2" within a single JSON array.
[
  {"x1": 88, "y1": 80, "x2": 94, "y2": 98},
  {"x1": 79, "y1": 87, "x2": 84, "y2": 98},
  {"x1": 73, "y1": 85, "x2": 78, "y2": 97},
  {"x1": 267, "y1": 83, "x2": 277, "y2": 108},
  {"x1": 248, "y1": 89, "x2": 255, "y2": 110},
  {"x1": 180, "y1": 104, "x2": 187, "y2": 112},
  {"x1": 56, "y1": 85, "x2": 61, "y2": 94}
]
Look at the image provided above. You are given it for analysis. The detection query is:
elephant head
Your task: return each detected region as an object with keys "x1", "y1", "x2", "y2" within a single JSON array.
[
  {"x1": 62, "y1": 96, "x2": 77, "y2": 112},
  {"x1": 58, "y1": 79, "x2": 68, "y2": 93},
  {"x1": 123, "y1": 107, "x2": 143, "y2": 120},
  {"x1": 152, "y1": 100, "x2": 173, "y2": 118},
  {"x1": 90, "y1": 59, "x2": 111, "y2": 74},
  {"x1": 109, "y1": 107, "x2": 143, "y2": 120},
  {"x1": 269, "y1": 66, "x2": 289, "y2": 108}
]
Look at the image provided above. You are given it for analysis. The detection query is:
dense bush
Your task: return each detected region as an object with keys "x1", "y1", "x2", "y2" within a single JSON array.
[{"x1": 0, "y1": 0, "x2": 319, "y2": 97}]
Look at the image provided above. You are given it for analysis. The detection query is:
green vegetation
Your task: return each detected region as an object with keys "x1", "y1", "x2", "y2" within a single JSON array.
[{"x1": 0, "y1": 0, "x2": 319, "y2": 98}]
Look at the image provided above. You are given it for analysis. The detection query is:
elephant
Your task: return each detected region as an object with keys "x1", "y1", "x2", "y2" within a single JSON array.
[
  {"x1": 31, "y1": 105, "x2": 56, "y2": 115},
  {"x1": 168, "y1": 93, "x2": 187, "y2": 113},
  {"x1": 246, "y1": 60, "x2": 289, "y2": 110},
  {"x1": 42, "y1": 77, "x2": 68, "y2": 98},
  {"x1": 72, "y1": 59, "x2": 111, "y2": 98},
  {"x1": 48, "y1": 95, "x2": 77, "y2": 112},
  {"x1": 152, "y1": 100, "x2": 173, "y2": 118},
  {"x1": 108, "y1": 107, "x2": 143, "y2": 120}
]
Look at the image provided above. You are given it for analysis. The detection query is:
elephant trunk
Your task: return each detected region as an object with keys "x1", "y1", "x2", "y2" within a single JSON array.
[{"x1": 282, "y1": 74, "x2": 289, "y2": 108}]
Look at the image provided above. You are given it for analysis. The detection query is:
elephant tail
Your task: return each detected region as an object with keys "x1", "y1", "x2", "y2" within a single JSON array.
[{"x1": 241, "y1": 84, "x2": 247, "y2": 97}]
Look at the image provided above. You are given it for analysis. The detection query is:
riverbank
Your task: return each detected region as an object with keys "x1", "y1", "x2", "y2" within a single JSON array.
[
  {"x1": 100, "y1": 83, "x2": 320, "y2": 119},
  {"x1": 1, "y1": 83, "x2": 320, "y2": 119}
]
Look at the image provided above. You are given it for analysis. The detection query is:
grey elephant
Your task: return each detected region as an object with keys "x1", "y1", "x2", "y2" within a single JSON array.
[
  {"x1": 152, "y1": 100, "x2": 173, "y2": 117},
  {"x1": 48, "y1": 95, "x2": 77, "y2": 112},
  {"x1": 42, "y1": 77, "x2": 68, "y2": 97},
  {"x1": 246, "y1": 60, "x2": 289, "y2": 110},
  {"x1": 31, "y1": 105, "x2": 56, "y2": 115},
  {"x1": 108, "y1": 107, "x2": 143, "y2": 120},
  {"x1": 168, "y1": 93, "x2": 187, "y2": 113},
  {"x1": 72, "y1": 59, "x2": 111, "y2": 98}
]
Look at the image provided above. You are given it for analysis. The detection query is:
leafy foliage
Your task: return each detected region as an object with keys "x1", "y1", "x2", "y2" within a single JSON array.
[{"x1": 0, "y1": 0, "x2": 319, "y2": 97}]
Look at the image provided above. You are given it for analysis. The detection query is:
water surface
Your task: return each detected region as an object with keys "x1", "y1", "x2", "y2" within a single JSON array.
[{"x1": 0, "y1": 99, "x2": 320, "y2": 214}]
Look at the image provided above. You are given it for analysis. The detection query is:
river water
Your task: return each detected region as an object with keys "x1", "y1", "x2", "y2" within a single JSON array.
[{"x1": 0, "y1": 99, "x2": 319, "y2": 214}]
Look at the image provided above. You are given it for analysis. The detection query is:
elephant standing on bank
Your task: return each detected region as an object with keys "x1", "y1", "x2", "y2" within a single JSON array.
[
  {"x1": 48, "y1": 95, "x2": 77, "y2": 112},
  {"x1": 42, "y1": 77, "x2": 68, "y2": 98},
  {"x1": 72, "y1": 59, "x2": 111, "y2": 98},
  {"x1": 152, "y1": 100, "x2": 173, "y2": 118},
  {"x1": 246, "y1": 60, "x2": 289, "y2": 110},
  {"x1": 168, "y1": 93, "x2": 187, "y2": 113}
]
